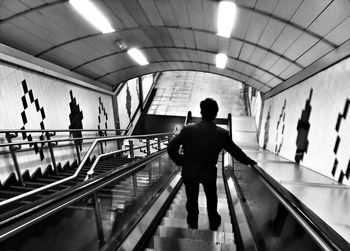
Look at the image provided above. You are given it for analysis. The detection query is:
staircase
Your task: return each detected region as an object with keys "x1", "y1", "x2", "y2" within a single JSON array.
[
  {"x1": 0, "y1": 155, "x2": 133, "y2": 213},
  {"x1": 146, "y1": 161, "x2": 237, "y2": 251}
]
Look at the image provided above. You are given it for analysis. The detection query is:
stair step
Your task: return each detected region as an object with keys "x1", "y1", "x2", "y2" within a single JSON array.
[
  {"x1": 152, "y1": 236, "x2": 236, "y2": 251},
  {"x1": 170, "y1": 205, "x2": 230, "y2": 215},
  {"x1": 156, "y1": 226, "x2": 235, "y2": 243},
  {"x1": 162, "y1": 218, "x2": 233, "y2": 233},
  {"x1": 166, "y1": 211, "x2": 231, "y2": 223},
  {"x1": 171, "y1": 200, "x2": 229, "y2": 210}
]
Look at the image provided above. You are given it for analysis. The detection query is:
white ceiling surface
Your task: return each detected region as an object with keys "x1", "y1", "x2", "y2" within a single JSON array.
[
  {"x1": 1, "y1": 0, "x2": 350, "y2": 97},
  {"x1": 148, "y1": 71, "x2": 246, "y2": 118}
]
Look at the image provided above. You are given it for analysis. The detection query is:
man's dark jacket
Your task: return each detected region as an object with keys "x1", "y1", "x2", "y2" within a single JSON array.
[{"x1": 167, "y1": 120, "x2": 255, "y2": 181}]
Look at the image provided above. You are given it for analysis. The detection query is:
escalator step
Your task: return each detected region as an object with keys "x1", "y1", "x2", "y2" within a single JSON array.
[
  {"x1": 156, "y1": 226, "x2": 234, "y2": 243},
  {"x1": 151, "y1": 236, "x2": 236, "y2": 251}
]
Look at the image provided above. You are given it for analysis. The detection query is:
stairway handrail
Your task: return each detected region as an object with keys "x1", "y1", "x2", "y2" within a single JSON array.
[
  {"x1": 0, "y1": 132, "x2": 175, "y2": 208},
  {"x1": 85, "y1": 138, "x2": 169, "y2": 179},
  {"x1": 0, "y1": 129, "x2": 125, "y2": 134}
]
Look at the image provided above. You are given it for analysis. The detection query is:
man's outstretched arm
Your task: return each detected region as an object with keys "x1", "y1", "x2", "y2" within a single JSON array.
[{"x1": 224, "y1": 134, "x2": 257, "y2": 166}]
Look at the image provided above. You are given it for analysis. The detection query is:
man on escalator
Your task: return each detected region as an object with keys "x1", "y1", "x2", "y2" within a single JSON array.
[{"x1": 167, "y1": 98, "x2": 256, "y2": 231}]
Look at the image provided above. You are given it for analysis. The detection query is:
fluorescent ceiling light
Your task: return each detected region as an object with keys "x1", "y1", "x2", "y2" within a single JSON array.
[
  {"x1": 217, "y1": 1, "x2": 237, "y2": 38},
  {"x1": 216, "y1": 53, "x2": 227, "y2": 69},
  {"x1": 127, "y1": 48, "x2": 149, "y2": 66},
  {"x1": 70, "y1": 0, "x2": 115, "y2": 33}
]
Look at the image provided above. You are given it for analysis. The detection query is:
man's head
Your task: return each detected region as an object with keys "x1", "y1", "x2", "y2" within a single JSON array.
[{"x1": 200, "y1": 98, "x2": 219, "y2": 121}]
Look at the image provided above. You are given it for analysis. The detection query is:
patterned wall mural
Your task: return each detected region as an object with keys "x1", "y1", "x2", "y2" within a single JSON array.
[
  {"x1": 20, "y1": 80, "x2": 47, "y2": 160},
  {"x1": 332, "y1": 99, "x2": 350, "y2": 183},
  {"x1": 0, "y1": 61, "x2": 115, "y2": 183},
  {"x1": 68, "y1": 90, "x2": 84, "y2": 151},
  {"x1": 295, "y1": 89, "x2": 313, "y2": 164},
  {"x1": 259, "y1": 56, "x2": 350, "y2": 185}
]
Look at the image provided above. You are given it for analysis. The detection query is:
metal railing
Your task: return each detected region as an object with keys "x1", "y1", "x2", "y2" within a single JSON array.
[
  {"x1": 0, "y1": 131, "x2": 175, "y2": 209},
  {"x1": 0, "y1": 129, "x2": 125, "y2": 186}
]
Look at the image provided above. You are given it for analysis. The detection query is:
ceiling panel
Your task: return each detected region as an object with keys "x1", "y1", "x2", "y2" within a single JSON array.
[
  {"x1": 228, "y1": 41, "x2": 243, "y2": 58},
  {"x1": 232, "y1": 8, "x2": 252, "y2": 38},
  {"x1": 186, "y1": 0, "x2": 204, "y2": 31},
  {"x1": 239, "y1": 43, "x2": 256, "y2": 62},
  {"x1": 258, "y1": 53, "x2": 280, "y2": 71},
  {"x1": 126, "y1": 0, "x2": 151, "y2": 26},
  {"x1": 218, "y1": 37, "x2": 230, "y2": 53},
  {"x1": 308, "y1": 0, "x2": 350, "y2": 37},
  {"x1": 266, "y1": 78, "x2": 282, "y2": 88},
  {"x1": 1, "y1": 0, "x2": 350, "y2": 94},
  {"x1": 168, "y1": 28, "x2": 186, "y2": 47},
  {"x1": 194, "y1": 31, "x2": 207, "y2": 51},
  {"x1": 169, "y1": 0, "x2": 190, "y2": 27},
  {"x1": 290, "y1": 0, "x2": 332, "y2": 28},
  {"x1": 155, "y1": 0, "x2": 178, "y2": 26},
  {"x1": 273, "y1": 0, "x2": 303, "y2": 20},
  {"x1": 0, "y1": 0, "x2": 28, "y2": 13},
  {"x1": 244, "y1": 13, "x2": 270, "y2": 43},
  {"x1": 205, "y1": 33, "x2": 219, "y2": 52},
  {"x1": 324, "y1": 16, "x2": 350, "y2": 45},
  {"x1": 104, "y1": 0, "x2": 137, "y2": 28},
  {"x1": 0, "y1": 22, "x2": 50, "y2": 55},
  {"x1": 296, "y1": 42, "x2": 334, "y2": 67},
  {"x1": 249, "y1": 47, "x2": 268, "y2": 66},
  {"x1": 270, "y1": 25, "x2": 303, "y2": 54},
  {"x1": 279, "y1": 64, "x2": 302, "y2": 80},
  {"x1": 258, "y1": 73, "x2": 274, "y2": 84},
  {"x1": 203, "y1": 0, "x2": 217, "y2": 33},
  {"x1": 181, "y1": 29, "x2": 196, "y2": 49},
  {"x1": 284, "y1": 32, "x2": 319, "y2": 62},
  {"x1": 138, "y1": 0, "x2": 164, "y2": 26},
  {"x1": 255, "y1": 0, "x2": 279, "y2": 12},
  {"x1": 269, "y1": 57, "x2": 292, "y2": 76},
  {"x1": 258, "y1": 19, "x2": 285, "y2": 48}
]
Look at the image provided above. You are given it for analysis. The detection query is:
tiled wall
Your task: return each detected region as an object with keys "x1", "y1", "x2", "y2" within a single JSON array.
[
  {"x1": 259, "y1": 57, "x2": 350, "y2": 185},
  {"x1": 0, "y1": 62, "x2": 115, "y2": 183}
]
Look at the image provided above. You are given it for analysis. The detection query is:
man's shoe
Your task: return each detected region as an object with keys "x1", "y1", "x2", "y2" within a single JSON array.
[
  {"x1": 187, "y1": 216, "x2": 198, "y2": 229},
  {"x1": 209, "y1": 215, "x2": 221, "y2": 231}
]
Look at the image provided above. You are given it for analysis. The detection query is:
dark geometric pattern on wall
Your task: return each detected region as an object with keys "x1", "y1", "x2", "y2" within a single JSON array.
[
  {"x1": 126, "y1": 83, "x2": 132, "y2": 120},
  {"x1": 68, "y1": 90, "x2": 83, "y2": 151},
  {"x1": 263, "y1": 107, "x2": 271, "y2": 149},
  {"x1": 332, "y1": 98, "x2": 350, "y2": 183},
  {"x1": 275, "y1": 100, "x2": 286, "y2": 154},
  {"x1": 295, "y1": 89, "x2": 313, "y2": 164},
  {"x1": 98, "y1": 97, "x2": 108, "y2": 145},
  {"x1": 20, "y1": 80, "x2": 46, "y2": 160}
]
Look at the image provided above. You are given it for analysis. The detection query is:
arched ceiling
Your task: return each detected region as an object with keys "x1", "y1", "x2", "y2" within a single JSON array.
[{"x1": 1, "y1": 0, "x2": 350, "y2": 97}]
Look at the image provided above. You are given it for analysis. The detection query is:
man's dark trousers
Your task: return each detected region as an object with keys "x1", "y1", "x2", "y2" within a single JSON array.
[{"x1": 183, "y1": 170, "x2": 220, "y2": 229}]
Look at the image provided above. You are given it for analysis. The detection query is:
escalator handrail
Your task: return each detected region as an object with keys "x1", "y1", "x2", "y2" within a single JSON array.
[
  {"x1": 249, "y1": 163, "x2": 348, "y2": 251},
  {"x1": 0, "y1": 149, "x2": 167, "y2": 241},
  {"x1": 0, "y1": 132, "x2": 174, "y2": 208},
  {"x1": 226, "y1": 113, "x2": 347, "y2": 251}
]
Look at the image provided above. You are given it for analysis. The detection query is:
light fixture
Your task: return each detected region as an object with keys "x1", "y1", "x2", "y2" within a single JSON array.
[
  {"x1": 217, "y1": 1, "x2": 237, "y2": 38},
  {"x1": 216, "y1": 53, "x2": 227, "y2": 69},
  {"x1": 69, "y1": 0, "x2": 115, "y2": 33},
  {"x1": 127, "y1": 48, "x2": 149, "y2": 65}
]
